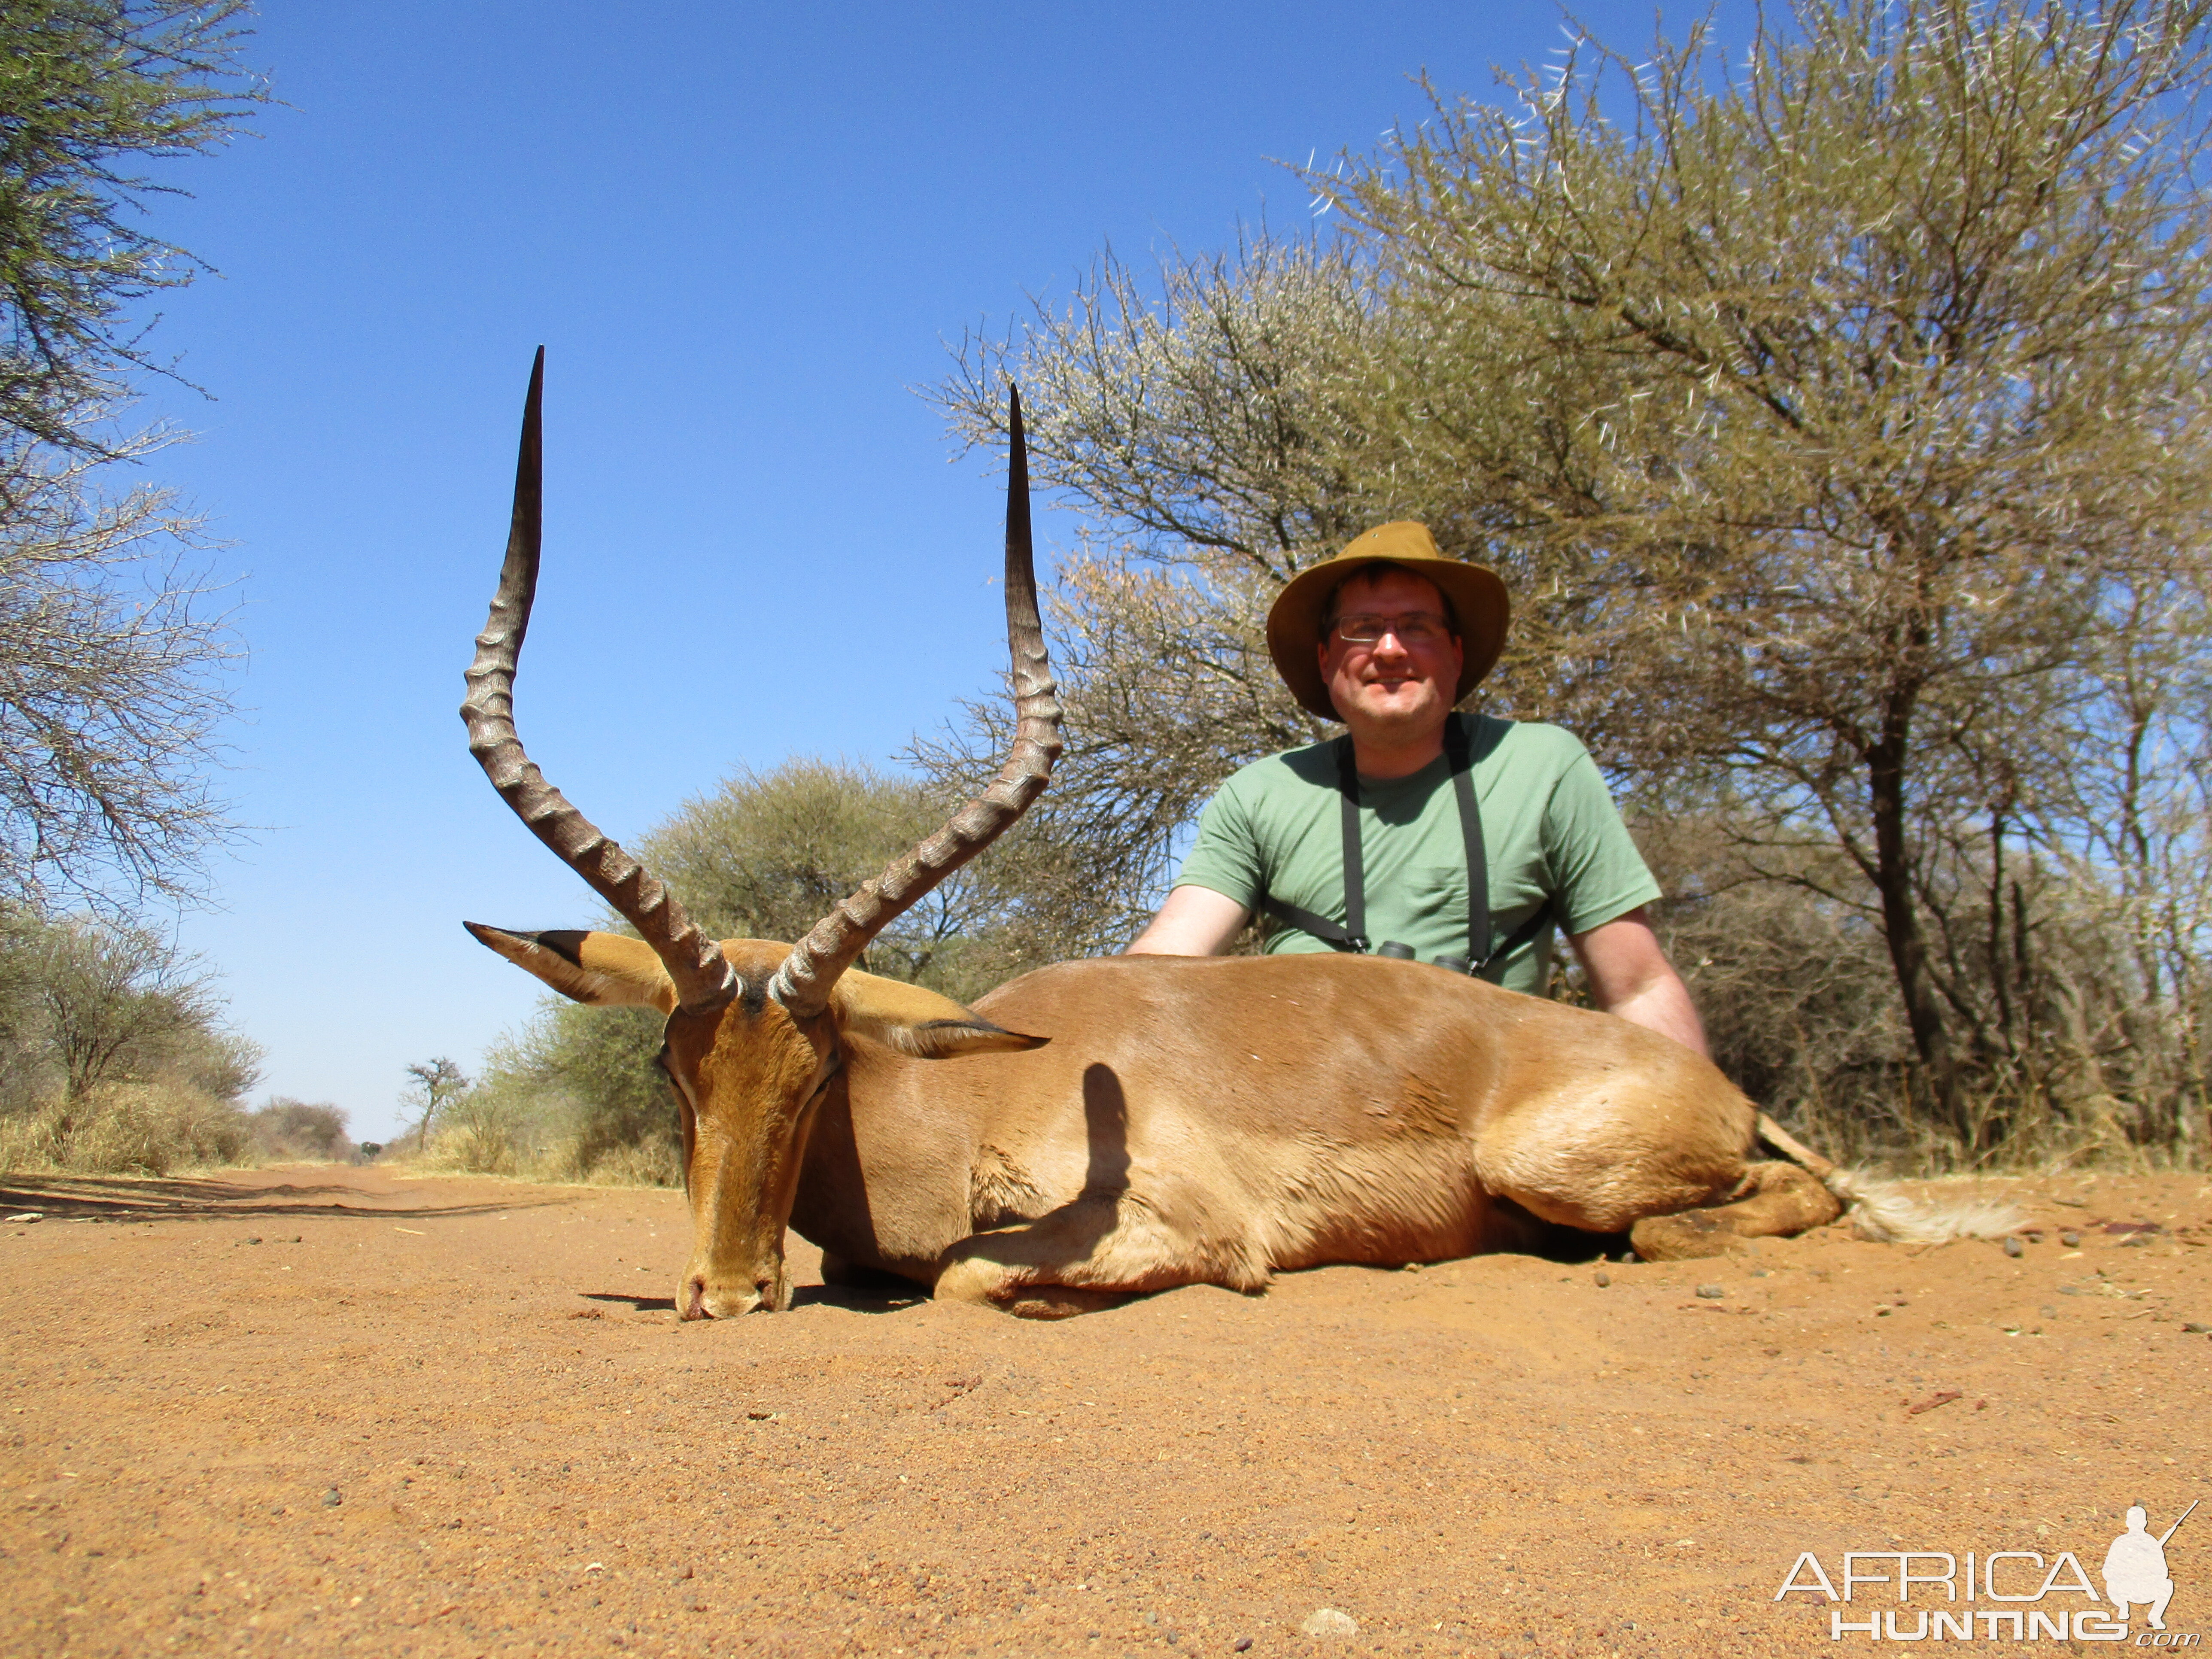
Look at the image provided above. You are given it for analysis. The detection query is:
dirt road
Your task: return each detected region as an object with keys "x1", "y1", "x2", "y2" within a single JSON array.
[{"x1": 1, "y1": 1164, "x2": 2206, "y2": 1657}]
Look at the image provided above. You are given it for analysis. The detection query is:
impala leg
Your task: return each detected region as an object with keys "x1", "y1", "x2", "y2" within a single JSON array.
[
  {"x1": 1627, "y1": 1160, "x2": 1843, "y2": 1261},
  {"x1": 933, "y1": 1193, "x2": 1266, "y2": 1319}
]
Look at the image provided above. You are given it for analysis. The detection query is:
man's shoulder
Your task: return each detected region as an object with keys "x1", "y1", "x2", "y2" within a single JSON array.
[
  {"x1": 1466, "y1": 713, "x2": 1592, "y2": 769},
  {"x1": 1217, "y1": 738, "x2": 1344, "y2": 797}
]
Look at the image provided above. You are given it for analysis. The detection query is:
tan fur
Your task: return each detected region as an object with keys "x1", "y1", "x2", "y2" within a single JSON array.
[{"x1": 476, "y1": 930, "x2": 1876, "y2": 1318}]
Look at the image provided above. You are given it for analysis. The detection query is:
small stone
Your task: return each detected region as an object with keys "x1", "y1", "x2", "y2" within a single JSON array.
[
  {"x1": 5, "y1": 1213, "x2": 39, "y2": 1224},
  {"x1": 1594, "y1": 1270, "x2": 1611, "y2": 1287},
  {"x1": 2183, "y1": 1322, "x2": 2211, "y2": 1334},
  {"x1": 1695, "y1": 1284, "x2": 1725, "y2": 1299},
  {"x1": 1299, "y1": 1607, "x2": 1358, "y2": 1638},
  {"x1": 1233, "y1": 1641, "x2": 1253, "y2": 1653},
  {"x1": 2003, "y1": 1236, "x2": 2024, "y2": 1258},
  {"x1": 322, "y1": 1488, "x2": 342, "y2": 1508},
  {"x1": 2062, "y1": 1231, "x2": 2082, "y2": 1247},
  {"x1": 673, "y1": 1565, "x2": 693, "y2": 1581},
  {"x1": 246, "y1": 1237, "x2": 261, "y2": 1246},
  {"x1": 1144, "y1": 1610, "x2": 1159, "y2": 1626}
]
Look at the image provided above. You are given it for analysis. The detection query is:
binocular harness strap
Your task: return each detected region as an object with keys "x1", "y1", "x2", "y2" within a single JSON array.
[{"x1": 1256, "y1": 713, "x2": 1553, "y2": 974}]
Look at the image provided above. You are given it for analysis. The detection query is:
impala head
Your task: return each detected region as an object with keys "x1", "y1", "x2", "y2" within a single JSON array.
[{"x1": 459, "y1": 352, "x2": 1060, "y2": 1316}]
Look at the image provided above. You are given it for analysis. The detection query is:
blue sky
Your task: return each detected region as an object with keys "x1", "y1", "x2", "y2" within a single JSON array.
[{"x1": 131, "y1": 0, "x2": 1694, "y2": 1139}]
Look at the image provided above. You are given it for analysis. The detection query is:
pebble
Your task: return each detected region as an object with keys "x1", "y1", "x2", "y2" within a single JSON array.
[
  {"x1": 1594, "y1": 1271, "x2": 1611, "y2": 1288},
  {"x1": 322, "y1": 1488, "x2": 342, "y2": 1507},
  {"x1": 673, "y1": 1565, "x2": 693, "y2": 1581},
  {"x1": 2003, "y1": 1236, "x2": 2024, "y2": 1258},
  {"x1": 2183, "y1": 1322, "x2": 2211, "y2": 1334},
  {"x1": 1233, "y1": 1641, "x2": 1253, "y2": 1653},
  {"x1": 1695, "y1": 1284, "x2": 1725, "y2": 1299},
  {"x1": 2061, "y1": 1231, "x2": 2082, "y2": 1247},
  {"x1": 4, "y1": 1213, "x2": 39, "y2": 1224},
  {"x1": 1300, "y1": 1608, "x2": 1357, "y2": 1638}
]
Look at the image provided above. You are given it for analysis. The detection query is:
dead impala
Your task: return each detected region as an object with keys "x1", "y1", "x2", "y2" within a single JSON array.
[{"x1": 461, "y1": 355, "x2": 2014, "y2": 1319}]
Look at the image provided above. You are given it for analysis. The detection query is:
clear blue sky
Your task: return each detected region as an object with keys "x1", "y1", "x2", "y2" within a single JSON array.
[{"x1": 135, "y1": 0, "x2": 1700, "y2": 1139}]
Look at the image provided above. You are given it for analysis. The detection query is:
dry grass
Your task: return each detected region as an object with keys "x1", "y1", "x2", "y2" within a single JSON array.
[{"x1": 0, "y1": 1081, "x2": 250, "y2": 1177}]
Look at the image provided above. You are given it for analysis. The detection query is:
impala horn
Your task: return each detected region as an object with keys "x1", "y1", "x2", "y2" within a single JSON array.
[
  {"x1": 767, "y1": 386, "x2": 1062, "y2": 1019},
  {"x1": 460, "y1": 349, "x2": 738, "y2": 1016}
]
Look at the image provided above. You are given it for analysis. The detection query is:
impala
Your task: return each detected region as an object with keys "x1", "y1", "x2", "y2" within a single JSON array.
[{"x1": 462, "y1": 356, "x2": 2011, "y2": 1319}]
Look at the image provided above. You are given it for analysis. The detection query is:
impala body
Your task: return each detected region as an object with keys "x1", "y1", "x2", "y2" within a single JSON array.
[
  {"x1": 461, "y1": 356, "x2": 1990, "y2": 1321},
  {"x1": 468, "y1": 927, "x2": 1785, "y2": 1315}
]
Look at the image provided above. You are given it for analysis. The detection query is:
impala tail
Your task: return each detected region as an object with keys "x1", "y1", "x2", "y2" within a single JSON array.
[{"x1": 1755, "y1": 1115, "x2": 2026, "y2": 1244}]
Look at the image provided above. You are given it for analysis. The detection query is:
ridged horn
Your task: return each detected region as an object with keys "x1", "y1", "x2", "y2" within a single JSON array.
[
  {"x1": 460, "y1": 349, "x2": 738, "y2": 1017},
  {"x1": 768, "y1": 386, "x2": 1062, "y2": 1019}
]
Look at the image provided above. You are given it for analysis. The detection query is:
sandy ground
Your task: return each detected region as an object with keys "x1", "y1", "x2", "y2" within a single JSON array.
[{"x1": 0, "y1": 1163, "x2": 2206, "y2": 1658}]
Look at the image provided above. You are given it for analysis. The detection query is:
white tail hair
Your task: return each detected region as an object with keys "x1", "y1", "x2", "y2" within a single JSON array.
[
  {"x1": 1824, "y1": 1170, "x2": 2027, "y2": 1244},
  {"x1": 1754, "y1": 1114, "x2": 2026, "y2": 1245}
]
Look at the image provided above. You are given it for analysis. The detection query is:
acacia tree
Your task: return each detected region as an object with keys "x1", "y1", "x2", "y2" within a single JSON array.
[
  {"x1": 0, "y1": 1, "x2": 260, "y2": 908},
  {"x1": 399, "y1": 1057, "x2": 468, "y2": 1154},
  {"x1": 1324, "y1": 0, "x2": 2212, "y2": 1144}
]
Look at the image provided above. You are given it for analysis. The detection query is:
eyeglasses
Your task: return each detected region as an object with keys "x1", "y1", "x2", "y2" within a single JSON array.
[{"x1": 1331, "y1": 611, "x2": 1453, "y2": 647}]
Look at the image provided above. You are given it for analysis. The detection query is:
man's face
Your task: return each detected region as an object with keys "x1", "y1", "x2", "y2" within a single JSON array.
[{"x1": 1317, "y1": 568, "x2": 1465, "y2": 741}]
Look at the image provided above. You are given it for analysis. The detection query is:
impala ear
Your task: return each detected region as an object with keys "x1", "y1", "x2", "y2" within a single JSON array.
[
  {"x1": 830, "y1": 968, "x2": 1048, "y2": 1059},
  {"x1": 463, "y1": 924, "x2": 678, "y2": 1014}
]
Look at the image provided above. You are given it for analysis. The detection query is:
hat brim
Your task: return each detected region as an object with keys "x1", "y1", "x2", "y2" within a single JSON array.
[{"x1": 1266, "y1": 551, "x2": 1510, "y2": 722}]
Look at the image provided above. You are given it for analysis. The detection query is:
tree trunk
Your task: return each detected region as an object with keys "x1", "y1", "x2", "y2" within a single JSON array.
[{"x1": 1865, "y1": 693, "x2": 1967, "y2": 1145}]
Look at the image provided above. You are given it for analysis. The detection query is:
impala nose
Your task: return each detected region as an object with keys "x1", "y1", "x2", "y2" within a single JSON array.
[{"x1": 679, "y1": 1272, "x2": 785, "y2": 1318}]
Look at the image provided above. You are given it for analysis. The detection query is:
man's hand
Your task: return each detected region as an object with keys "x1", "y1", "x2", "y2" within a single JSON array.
[
  {"x1": 1124, "y1": 886, "x2": 1250, "y2": 956},
  {"x1": 1570, "y1": 906, "x2": 1709, "y2": 1056}
]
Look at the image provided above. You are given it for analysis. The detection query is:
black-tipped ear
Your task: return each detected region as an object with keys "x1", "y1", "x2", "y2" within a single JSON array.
[{"x1": 463, "y1": 923, "x2": 678, "y2": 1014}]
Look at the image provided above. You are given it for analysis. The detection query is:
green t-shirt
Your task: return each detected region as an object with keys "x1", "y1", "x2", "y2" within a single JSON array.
[{"x1": 1173, "y1": 715, "x2": 1661, "y2": 993}]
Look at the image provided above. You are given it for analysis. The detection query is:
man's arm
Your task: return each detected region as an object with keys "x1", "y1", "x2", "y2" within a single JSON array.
[
  {"x1": 1124, "y1": 885, "x2": 1251, "y2": 956},
  {"x1": 1569, "y1": 905, "x2": 1709, "y2": 1057}
]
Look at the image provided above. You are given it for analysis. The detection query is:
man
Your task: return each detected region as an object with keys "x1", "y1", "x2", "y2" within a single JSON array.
[{"x1": 1125, "y1": 520, "x2": 1706, "y2": 1055}]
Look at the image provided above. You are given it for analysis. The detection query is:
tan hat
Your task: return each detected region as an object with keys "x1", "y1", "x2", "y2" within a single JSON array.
[{"x1": 1264, "y1": 522, "x2": 1509, "y2": 721}]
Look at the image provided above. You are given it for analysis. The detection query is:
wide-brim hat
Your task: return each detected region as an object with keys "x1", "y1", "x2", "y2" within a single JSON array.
[{"x1": 1264, "y1": 522, "x2": 1510, "y2": 722}]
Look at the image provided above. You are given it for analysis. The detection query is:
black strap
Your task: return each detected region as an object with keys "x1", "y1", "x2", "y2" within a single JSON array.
[
  {"x1": 1443, "y1": 718, "x2": 1487, "y2": 966},
  {"x1": 1337, "y1": 737, "x2": 1366, "y2": 950},
  {"x1": 1252, "y1": 735, "x2": 1373, "y2": 953},
  {"x1": 1255, "y1": 714, "x2": 1553, "y2": 974}
]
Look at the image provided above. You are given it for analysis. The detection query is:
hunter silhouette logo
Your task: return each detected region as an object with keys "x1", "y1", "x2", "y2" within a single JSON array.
[
  {"x1": 1774, "y1": 1496, "x2": 2198, "y2": 1643},
  {"x1": 2107, "y1": 1501, "x2": 2196, "y2": 1632}
]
